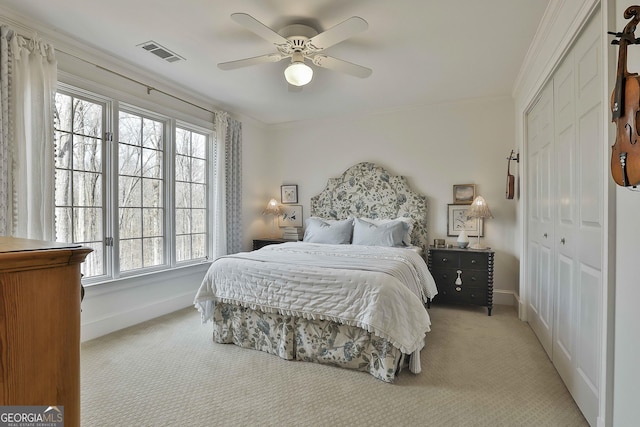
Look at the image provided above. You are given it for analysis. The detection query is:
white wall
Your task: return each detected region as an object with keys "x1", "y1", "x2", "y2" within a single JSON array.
[
  {"x1": 613, "y1": 2, "x2": 640, "y2": 425},
  {"x1": 264, "y1": 97, "x2": 519, "y2": 304}
]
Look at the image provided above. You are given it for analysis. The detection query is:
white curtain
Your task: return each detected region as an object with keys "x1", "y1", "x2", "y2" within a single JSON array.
[
  {"x1": 0, "y1": 26, "x2": 57, "y2": 240},
  {"x1": 213, "y1": 110, "x2": 242, "y2": 257}
]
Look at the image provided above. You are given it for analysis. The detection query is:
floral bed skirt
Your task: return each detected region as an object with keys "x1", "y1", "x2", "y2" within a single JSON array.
[{"x1": 212, "y1": 302, "x2": 405, "y2": 382}]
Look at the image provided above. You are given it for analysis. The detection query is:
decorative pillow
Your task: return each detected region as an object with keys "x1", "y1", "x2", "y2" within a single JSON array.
[
  {"x1": 352, "y1": 218, "x2": 408, "y2": 247},
  {"x1": 303, "y1": 217, "x2": 354, "y2": 244},
  {"x1": 356, "y1": 217, "x2": 414, "y2": 246}
]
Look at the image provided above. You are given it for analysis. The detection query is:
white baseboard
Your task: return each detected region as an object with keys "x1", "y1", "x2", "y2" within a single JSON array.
[
  {"x1": 81, "y1": 291, "x2": 195, "y2": 342},
  {"x1": 493, "y1": 289, "x2": 518, "y2": 308}
]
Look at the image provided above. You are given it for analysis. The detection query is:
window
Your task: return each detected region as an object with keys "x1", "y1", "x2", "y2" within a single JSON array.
[
  {"x1": 53, "y1": 84, "x2": 212, "y2": 282},
  {"x1": 118, "y1": 111, "x2": 165, "y2": 271},
  {"x1": 54, "y1": 92, "x2": 106, "y2": 278},
  {"x1": 175, "y1": 127, "x2": 208, "y2": 262}
]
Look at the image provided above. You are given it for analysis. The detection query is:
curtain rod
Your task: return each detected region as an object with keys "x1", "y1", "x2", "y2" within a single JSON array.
[{"x1": 57, "y1": 48, "x2": 216, "y2": 116}]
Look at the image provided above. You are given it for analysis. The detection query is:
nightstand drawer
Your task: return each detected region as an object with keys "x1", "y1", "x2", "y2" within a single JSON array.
[
  {"x1": 438, "y1": 284, "x2": 488, "y2": 305},
  {"x1": 432, "y1": 268, "x2": 488, "y2": 286},
  {"x1": 460, "y1": 252, "x2": 489, "y2": 269},
  {"x1": 430, "y1": 253, "x2": 461, "y2": 269}
]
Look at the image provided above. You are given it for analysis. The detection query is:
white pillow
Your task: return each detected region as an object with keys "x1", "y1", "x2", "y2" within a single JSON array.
[
  {"x1": 303, "y1": 217, "x2": 353, "y2": 244},
  {"x1": 352, "y1": 218, "x2": 408, "y2": 247},
  {"x1": 356, "y1": 217, "x2": 414, "y2": 246}
]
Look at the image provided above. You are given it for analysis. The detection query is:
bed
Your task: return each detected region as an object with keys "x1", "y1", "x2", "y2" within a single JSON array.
[{"x1": 194, "y1": 162, "x2": 437, "y2": 382}]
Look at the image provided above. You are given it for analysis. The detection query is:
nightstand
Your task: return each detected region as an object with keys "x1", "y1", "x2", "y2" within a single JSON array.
[
  {"x1": 252, "y1": 238, "x2": 288, "y2": 250},
  {"x1": 427, "y1": 246, "x2": 495, "y2": 316}
]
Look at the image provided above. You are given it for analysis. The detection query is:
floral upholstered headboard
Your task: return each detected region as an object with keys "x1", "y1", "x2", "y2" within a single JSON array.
[{"x1": 310, "y1": 162, "x2": 428, "y2": 251}]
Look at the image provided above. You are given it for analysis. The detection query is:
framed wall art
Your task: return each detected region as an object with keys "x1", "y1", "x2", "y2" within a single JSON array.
[
  {"x1": 453, "y1": 184, "x2": 476, "y2": 205},
  {"x1": 278, "y1": 205, "x2": 303, "y2": 228},
  {"x1": 447, "y1": 204, "x2": 483, "y2": 237},
  {"x1": 281, "y1": 184, "x2": 298, "y2": 204}
]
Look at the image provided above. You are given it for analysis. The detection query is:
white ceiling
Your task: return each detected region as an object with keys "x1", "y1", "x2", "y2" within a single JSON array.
[{"x1": 0, "y1": 0, "x2": 549, "y2": 125}]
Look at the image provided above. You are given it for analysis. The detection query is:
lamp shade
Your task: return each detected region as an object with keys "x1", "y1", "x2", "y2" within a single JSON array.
[
  {"x1": 284, "y1": 61, "x2": 313, "y2": 86},
  {"x1": 263, "y1": 198, "x2": 282, "y2": 216},
  {"x1": 466, "y1": 196, "x2": 493, "y2": 219}
]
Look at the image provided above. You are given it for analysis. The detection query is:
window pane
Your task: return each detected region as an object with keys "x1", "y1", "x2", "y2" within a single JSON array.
[
  {"x1": 54, "y1": 93, "x2": 72, "y2": 131},
  {"x1": 192, "y1": 183, "x2": 206, "y2": 208},
  {"x1": 55, "y1": 207, "x2": 72, "y2": 243},
  {"x1": 73, "y1": 98, "x2": 102, "y2": 137},
  {"x1": 119, "y1": 144, "x2": 142, "y2": 176},
  {"x1": 143, "y1": 208, "x2": 163, "y2": 237},
  {"x1": 193, "y1": 234, "x2": 206, "y2": 259},
  {"x1": 175, "y1": 155, "x2": 190, "y2": 182},
  {"x1": 119, "y1": 112, "x2": 141, "y2": 146},
  {"x1": 143, "y1": 237, "x2": 163, "y2": 267},
  {"x1": 142, "y1": 148, "x2": 162, "y2": 178},
  {"x1": 142, "y1": 178, "x2": 163, "y2": 208},
  {"x1": 82, "y1": 242, "x2": 104, "y2": 277},
  {"x1": 142, "y1": 118, "x2": 163, "y2": 149},
  {"x1": 176, "y1": 208, "x2": 190, "y2": 235},
  {"x1": 119, "y1": 176, "x2": 141, "y2": 207},
  {"x1": 175, "y1": 182, "x2": 190, "y2": 209},
  {"x1": 192, "y1": 134, "x2": 206, "y2": 159},
  {"x1": 55, "y1": 170, "x2": 71, "y2": 206},
  {"x1": 192, "y1": 158, "x2": 206, "y2": 184},
  {"x1": 119, "y1": 208, "x2": 142, "y2": 239},
  {"x1": 120, "y1": 239, "x2": 142, "y2": 271},
  {"x1": 176, "y1": 128, "x2": 189, "y2": 155},
  {"x1": 192, "y1": 209, "x2": 206, "y2": 233},
  {"x1": 74, "y1": 135, "x2": 102, "y2": 172},
  {"x1": 73, "y1": 171, "x2": 101, "y2": 207},
  {"x1": 55, "y1": 131, "x2": 72, "y2": 169},
  {"x1": 176, "y1": 235, "x2": 191, "y2": 262},
  {"x1": 73, "y1": 207, "x2": 102, "y2": 242}
]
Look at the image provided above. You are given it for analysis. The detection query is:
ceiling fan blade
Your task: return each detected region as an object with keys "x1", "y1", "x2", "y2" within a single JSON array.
[
  {"x1": 311, "y1": 55, "x2": 372, "y2": 78},
  {"x1": 307, "y1": 16, "x2": 368, "y2": 51},
  {"x1": 218, "y1": 53, "x2": 284, "y2": 70},
  {"x1": 231, "y1": 13, "x2": 289, "y2": 46}
]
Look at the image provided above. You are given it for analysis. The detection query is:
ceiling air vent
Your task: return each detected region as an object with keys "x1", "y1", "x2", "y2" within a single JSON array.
[{"x1": 137, "y1": 41, "x2": 185, "y2": 63}]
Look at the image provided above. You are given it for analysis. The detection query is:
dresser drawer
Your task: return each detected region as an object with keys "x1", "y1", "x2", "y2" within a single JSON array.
[
  {"x1": 430, "y1": 252, "x2": 461, "y2": 269},
  {"x1": 437, "y1": 283, "x2": 488, "y2": 305},
  {"x1": 460, "y1": 252, "x2": 489, "y2": 269},
  {"x1": 431, "y1": 268, "x2": 488, "y2": 287}
]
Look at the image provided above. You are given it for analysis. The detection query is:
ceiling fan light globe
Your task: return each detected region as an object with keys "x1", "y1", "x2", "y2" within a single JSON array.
[{"x1": 284, "y1": 62, "x2": 313, "y2": 86}]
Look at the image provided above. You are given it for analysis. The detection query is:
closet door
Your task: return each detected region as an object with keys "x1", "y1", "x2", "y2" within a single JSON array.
[
  {"x1": 525, "y1": 10, "x2": 602, "y2": 426},
  {"x1": 552, "y1": 13, "x2": 602, "y2": 425},
  {"x1": 526, "y1": 83, "x2": 555, "y2": 357}
]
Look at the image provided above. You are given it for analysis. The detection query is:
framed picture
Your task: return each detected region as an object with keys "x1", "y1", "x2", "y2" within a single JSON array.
[
  {"x1": 281, "y1": 184, "x2": 298, "y2": 204},
  {"x1": 453, "y1": 184, "x2": 476, "y2": 205},
  {"x1": 278, "y1": 205, "x2": 303, "y2": 228},
  {"x1": 447, "y1": 204, "x2": 484, "y2": 237}
]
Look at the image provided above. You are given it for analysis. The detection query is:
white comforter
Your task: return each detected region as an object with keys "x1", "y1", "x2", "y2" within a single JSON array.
[{"x1": 194, "y1": 242, "x2": 438, "y2": 356}]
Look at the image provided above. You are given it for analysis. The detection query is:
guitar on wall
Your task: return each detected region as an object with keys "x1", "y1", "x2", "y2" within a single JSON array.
[{"x1": 506, "y1": 150, "x2": 515, "y2": 199}]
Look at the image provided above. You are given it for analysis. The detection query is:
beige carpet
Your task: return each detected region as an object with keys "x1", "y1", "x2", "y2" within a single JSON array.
[{"x1": 80, "y1": 304, "x2": 588, "y2": 426}]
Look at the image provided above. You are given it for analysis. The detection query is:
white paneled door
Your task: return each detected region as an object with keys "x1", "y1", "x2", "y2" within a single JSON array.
[
  {"x1": 525, "y1": 10, "x2": 602, "y2": 426},
  {"x1": 526, "y1": 84, "x2": 554, "y2": 358}
]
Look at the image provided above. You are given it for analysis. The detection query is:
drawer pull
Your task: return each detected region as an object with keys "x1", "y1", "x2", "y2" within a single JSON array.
[
  {"x1": 455, "y1": 269, "x2": 462, "y2": 285},
  {"x1": 456, "y1": 286, "x2": 462, "y2": 292},
  {"x1": 441, "y1": 257, "x2": 448, "y2": 263},
  {"x1": 471, "y1": 260, "x2": 477, "y2": 264}
]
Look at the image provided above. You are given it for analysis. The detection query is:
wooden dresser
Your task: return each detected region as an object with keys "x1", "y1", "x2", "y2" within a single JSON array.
[
  {"x1": 0, "y1": 237, "x2": 91, "y2": 427},
  {"x1": 427, "y1": 246, "x2": 495, "y2": 316}
]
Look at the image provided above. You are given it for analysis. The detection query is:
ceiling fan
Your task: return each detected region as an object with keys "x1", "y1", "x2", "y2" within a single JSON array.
[{"x1": 218, "y1": 13, "x2": 372, "y2": 87}]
